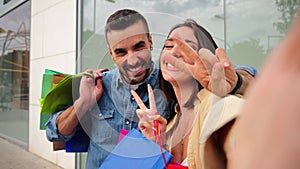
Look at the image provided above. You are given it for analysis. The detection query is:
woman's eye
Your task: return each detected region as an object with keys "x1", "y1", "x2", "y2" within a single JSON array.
[
  {"x1": 164, "y1": 40, "x2": 174, "y2": 49},
  {"x1": 164, "y1": 45, "x2": 173, "y2": 49}
]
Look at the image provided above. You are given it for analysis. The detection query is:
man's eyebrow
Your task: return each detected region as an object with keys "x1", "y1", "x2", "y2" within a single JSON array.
[
  {"x1": 113, "y1": 48, "x2": 126, "y2": 53},
  {"x1": 134, "y1": 41, "x2": 146, "y2": 47}
]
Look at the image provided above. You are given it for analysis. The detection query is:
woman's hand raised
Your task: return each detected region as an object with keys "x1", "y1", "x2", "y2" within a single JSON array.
[{"x1": 131, "y1": 84, "x2": 167, "y2": 142}]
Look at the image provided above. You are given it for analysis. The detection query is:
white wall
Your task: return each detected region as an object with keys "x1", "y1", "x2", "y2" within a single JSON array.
[{"x1": 29, "y1": 0, "x2": 77, "y2": 168}]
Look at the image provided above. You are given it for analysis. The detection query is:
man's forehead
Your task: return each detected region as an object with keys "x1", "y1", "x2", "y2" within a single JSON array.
[{"x1": 106, "y1": 21, "x2": 148, "y2": 47}]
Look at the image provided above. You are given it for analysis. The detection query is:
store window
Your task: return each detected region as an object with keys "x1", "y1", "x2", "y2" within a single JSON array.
[
  {"x1": 78, "y1": 0, "x2": 298, "y2": 168},
  {"x1": 79, "y1": 0, "x2": 224, "y2": 71},
  {"x1": 78, "y1": 0, "x2": 224, "y2": 168},
  {"x1": 226, "y1": 0, "x2": 299, "y2": 69},
  {"x1": 0, "y1": 0, "x2": 30, "y2": 145}
]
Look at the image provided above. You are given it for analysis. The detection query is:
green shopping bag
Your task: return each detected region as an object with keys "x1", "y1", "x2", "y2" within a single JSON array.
[
  {"x1": 40, "y1": 70, "x2": 94, "y2": 129},
  {"x1": 39, "y1": 69, "x2": 69, "y2": 130},
  {"x1": 40, "y1": 69, "x2": 93, "y2": 152}
]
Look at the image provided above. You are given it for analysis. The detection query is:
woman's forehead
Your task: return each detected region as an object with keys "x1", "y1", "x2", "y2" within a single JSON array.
[{"x1": 169, "y1": 26, "x2": 197, "y2": 43}]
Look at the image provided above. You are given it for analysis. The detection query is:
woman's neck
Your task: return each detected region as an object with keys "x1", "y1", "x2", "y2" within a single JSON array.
[{"x1": 172, "y1": 80, "x2": 197, "y2": 108}]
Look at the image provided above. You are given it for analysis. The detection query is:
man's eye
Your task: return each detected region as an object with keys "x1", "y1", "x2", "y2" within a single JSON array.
[
  {"x1": 115, "y1": 52, "x2": 126, "y2": 57},
  {"x1": 114, "y1": 49, "x2": 127, "y2": 57},
  {"x1": 136, "y1": 43, "x2": 145, "y2": 49}
]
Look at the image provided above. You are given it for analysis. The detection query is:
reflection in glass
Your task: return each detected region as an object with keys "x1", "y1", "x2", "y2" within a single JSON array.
[{"x1": 0, "y1": 1, "x2": 30, "y2": 145}]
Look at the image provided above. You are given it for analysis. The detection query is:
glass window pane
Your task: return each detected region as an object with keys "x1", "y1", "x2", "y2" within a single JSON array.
[
  {"x1": 79, "y1": 0, "x2": 224, "y2": 168},
  {"x1": 79, "y1": 0, "x2": 224, "y2": 71},
  {"x1": 0, "y1": 1, "x2": 30, "y2": 145},
  {"x1": 226, "y1": 0, "x2": 300, "y2": 69}
]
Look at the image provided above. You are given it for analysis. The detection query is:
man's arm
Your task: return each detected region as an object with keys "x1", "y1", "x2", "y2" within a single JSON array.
[
  {"x1": 50, "y1": 69, "x2": 106, "y2": 137},
  {"x1": 233, "y1": 66, "x2": 257, "y2": 95},
  {"x1": 56, "y1": 101, "x2": 83, "y2": 136},
  {"x1": 165, "y1": 38, "x2": 256, "y2": 97}
]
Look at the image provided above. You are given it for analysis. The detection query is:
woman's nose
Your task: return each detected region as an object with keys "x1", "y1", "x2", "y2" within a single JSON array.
[{"x1": 170, "y1": 44, "x2": 183, "y2": 58}]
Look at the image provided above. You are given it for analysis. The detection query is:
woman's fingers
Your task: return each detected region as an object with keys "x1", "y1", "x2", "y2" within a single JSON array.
[
  {"x1": 147, "y1": 85, "x2": 157, "y2": 113},
  {"x1": 154, "y1": 115, "x2": 167, "y2": 133},
  {"x1": 131, "y1": 90, "x2": 147, "y2": 111}
]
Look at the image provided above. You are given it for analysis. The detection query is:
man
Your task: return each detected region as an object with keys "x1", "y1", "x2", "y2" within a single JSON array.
[{"x1": 46, "y1": 9, "x2": 256, "y2": 168}]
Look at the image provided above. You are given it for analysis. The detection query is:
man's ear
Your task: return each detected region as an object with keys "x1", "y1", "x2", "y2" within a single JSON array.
[
  {"x1": 108, "y1": 46, "x2": 113, "y2": 55},
  {"x1": 149, "y1": 34, "x2": 153, "y2": 50},
  {"x1": 108, "y1": 46, "x2": 116, "y2": 62}
]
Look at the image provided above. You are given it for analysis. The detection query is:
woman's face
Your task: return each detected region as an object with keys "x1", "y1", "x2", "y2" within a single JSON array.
[{"x1": 160, "y1": 26, "x2": 198, "y2": 84}]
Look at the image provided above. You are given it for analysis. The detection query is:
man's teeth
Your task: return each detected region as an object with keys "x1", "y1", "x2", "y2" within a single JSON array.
[{"x1": 129, "y1": 65, "x2": 142, "y2": 71}]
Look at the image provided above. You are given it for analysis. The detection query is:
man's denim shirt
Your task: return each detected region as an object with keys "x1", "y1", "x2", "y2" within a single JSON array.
[
  {"x1": 234, "y1": 65, "x2": 257, "y2": 77},
  {"x1": 45, "y1": 63, "x2": 173, "y2": 169}
]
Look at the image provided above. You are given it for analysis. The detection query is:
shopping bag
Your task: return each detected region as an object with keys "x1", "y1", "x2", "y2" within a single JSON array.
[
  {"x1": 99, "y1": 128, "x2": 173, "y2": 169},
  {"x1": 65, "y1": 125, "x2": 90, "y2": 152},
  {"x1": 40, "y1": 70, "x2": 93, "y2": 122},
  {"x1": 40, "y1": 69, "x2": 68, "y2": 130},
  {"x1": 40, "y1": 69, "x2": 92, "y2": 152},
  {"x1": 166, "y1": 161, "x2": 189, "y2": 169}
]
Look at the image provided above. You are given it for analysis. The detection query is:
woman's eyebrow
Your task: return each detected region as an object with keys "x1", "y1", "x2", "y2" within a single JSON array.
[
  {"x1": 166, "y1": 38, "x2": 197, "y2": 46},
  {"x1": 165, "y1": 38, "x2": 173, "y2": 42},
  {"x1": 185, "y1": 39, "x2": 197, "y2": 46}
]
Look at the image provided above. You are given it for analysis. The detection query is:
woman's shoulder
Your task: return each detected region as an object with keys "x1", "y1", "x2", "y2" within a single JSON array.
[{"x1": 198, "y1": 90, "x2": 244, "y2": 141}]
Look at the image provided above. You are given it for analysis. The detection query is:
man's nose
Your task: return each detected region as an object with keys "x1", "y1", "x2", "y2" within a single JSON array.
[{"x1": 126, "y1": 51, "x2": 140, "y2": 66}]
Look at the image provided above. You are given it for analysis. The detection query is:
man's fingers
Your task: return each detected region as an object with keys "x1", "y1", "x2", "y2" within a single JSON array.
[
  {"x1": 173, "y1": 37, "x2": 200, "y2": 64},
  {"x1": 210, "y1": 62, "x2": 228, "y2": 96},
  {"x1": 198, "y1": 48, "x2": 218, "y2": 75},
  {"x1": 163, "y1": 52, "x2": 189, "y2": 73},
  {"x1": 215, "y1": 48, "x2": 231, "y2": 68},
  {"x1": 131, "y1": 90, "x2": 147, "y2": 111},
  {"x1": 215, "y1": 47, "x2": 239, "y2": 93},
  {"x1": 99, "y1": 68, "x2": 109, "y2": 73}
]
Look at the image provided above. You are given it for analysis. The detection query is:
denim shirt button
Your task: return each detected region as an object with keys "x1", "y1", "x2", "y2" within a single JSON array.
[
  {"x1": 131, "y1": 96, "x2": 135, "y2": 101},
  {"x1": 125, "y1": 120, "x2": 130, "y2": 125},
  {"x1": 98, "y1": 113, "x2": 102, "y2": 117}
]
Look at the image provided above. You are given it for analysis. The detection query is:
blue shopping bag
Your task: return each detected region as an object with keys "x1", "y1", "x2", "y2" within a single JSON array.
[
  {"x1": 100, "y1": 128, "x2": 172, "y2": 169},
  {"x1": 65, "y1": 125, "x2": 90, "y2": 152}
]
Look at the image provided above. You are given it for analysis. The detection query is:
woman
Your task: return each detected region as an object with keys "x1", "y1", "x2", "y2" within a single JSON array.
[{"x1": 131, "y1": 19, "x2": 243, "y2": 168}]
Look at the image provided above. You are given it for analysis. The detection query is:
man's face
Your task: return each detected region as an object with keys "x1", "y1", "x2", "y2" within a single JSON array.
[{"x1": 107, "y1": 21, "x2": 153, "y2": 85}]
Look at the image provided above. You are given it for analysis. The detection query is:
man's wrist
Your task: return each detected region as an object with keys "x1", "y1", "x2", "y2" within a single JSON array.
[{"x1": 229, "y1": 72, "x2": 243, "y2": 95}]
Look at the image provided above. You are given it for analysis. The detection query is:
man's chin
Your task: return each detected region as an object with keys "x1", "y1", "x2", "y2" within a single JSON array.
[
  {"x1": 123, "y1": 68, "x2": 151, "y2": 84},
  {"x1": 128, "y1": 75, "x2": 146, "y2": 84}
]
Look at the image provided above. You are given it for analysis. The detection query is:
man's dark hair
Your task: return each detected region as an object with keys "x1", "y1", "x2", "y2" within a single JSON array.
[{"x1": 105, "y1": 9, "x2": 150, "y2": 42}]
